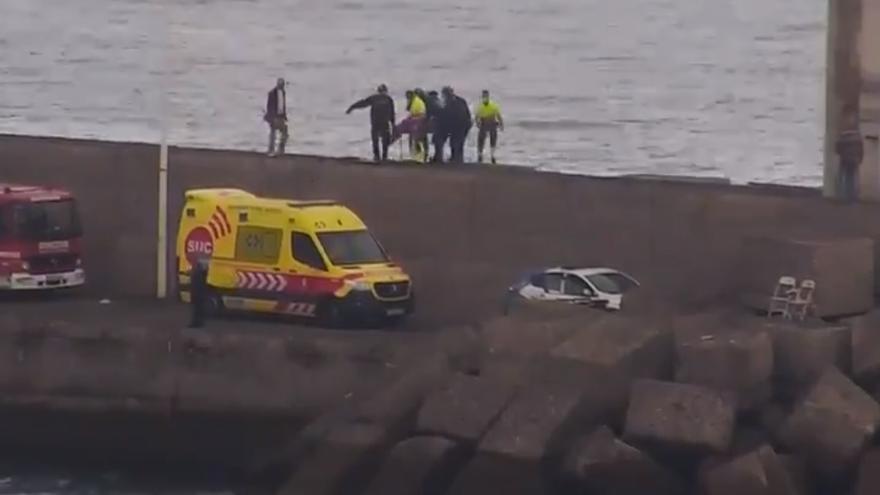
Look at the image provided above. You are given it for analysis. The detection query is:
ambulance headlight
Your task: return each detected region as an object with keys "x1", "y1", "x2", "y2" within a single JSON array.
[{"x1": 351, "y1": 281, "x2": 371, "y2": 291}]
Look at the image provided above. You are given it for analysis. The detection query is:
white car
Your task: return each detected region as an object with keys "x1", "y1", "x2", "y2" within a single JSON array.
[{"x1": 508, "y1": 267, "x2": 640, "y2": 311}]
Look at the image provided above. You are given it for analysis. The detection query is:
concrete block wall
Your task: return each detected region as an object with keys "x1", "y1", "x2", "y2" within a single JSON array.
[{"x1": 3, "y1": 134, "x2": 880, "y2": 325}]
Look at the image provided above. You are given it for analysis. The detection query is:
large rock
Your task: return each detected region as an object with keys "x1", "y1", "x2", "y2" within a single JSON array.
[
  {"x1": 767, "y1": 321, "x2": 851, "y2": 396},
  {"x1": 481, "y1": 309, "x2": 598, "y2": 359},
  {"x1": 675, "y1": 329, "x2": 773, "y2": 410},
  {"x1": 738, "y1": 236, "x2": 874, "y2": 318},
  {"x1": 550, "y1": 315, "x2": 673, "y2": 381},
  {"x1": 255, "y1": 356, "x2": 449, "y2": 477},
  {"x1": 850, "y1": 311, "x2": 880, "y2": 384},
  {"x1": 446, "y1": 383, "x2": 587, "y2": 495},
  {"x1": 698, "y1": 445, "x2": 799, "y2": 495},
  {"x1": 778, "y1": 367, "x2": 880, "y2": 476},
  {"x1": 561, "y1": 425, "x2": 683, "y2": 495},
  {"x1": 276, "y1": 422, "x2": 390, "y2": 495},
  {"x1": 415, "y1": 374, "x2": 518, "y2": 445},
  {"x1": 623, "y1": 380, "x2": 736, "y2": 455},
  {"x1": 777, "y1": 455, "x2": 808, "y2": 495},
  {"x1": 362, "y1": 436, "x2": 462, "y2": 495},
  {"x1": 855, "y1": 448, "x2": 880, "y2": 495}
]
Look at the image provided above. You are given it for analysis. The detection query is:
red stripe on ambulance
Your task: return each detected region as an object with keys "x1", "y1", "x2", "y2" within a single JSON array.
[{"x1": 235, "y1": 271, "x2": 344, "y2": 295}]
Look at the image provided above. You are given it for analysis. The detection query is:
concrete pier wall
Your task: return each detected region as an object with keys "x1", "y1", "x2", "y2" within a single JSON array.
[{"x1": 2, "y1": 134, "x2": 879, "y2": 325}]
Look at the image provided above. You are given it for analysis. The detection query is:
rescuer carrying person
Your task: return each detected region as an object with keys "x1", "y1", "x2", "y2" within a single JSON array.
[
  {"x1": 346, "y1": 84, "x2": 396, "y2": 163},
  {"x1": 189, "y1": 258, "x2": 209, "y2": 328},
  {"x1": 391, "y1": 90, "x2": 428, "y2": 162},
  {"x1": 474, "y1": 89, "x2": 504, "y2": 164}
]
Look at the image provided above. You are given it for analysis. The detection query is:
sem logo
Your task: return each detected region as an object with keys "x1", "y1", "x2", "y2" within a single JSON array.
[{"x1": 184, "y1": 227, "x2": 213, "y2": 265}]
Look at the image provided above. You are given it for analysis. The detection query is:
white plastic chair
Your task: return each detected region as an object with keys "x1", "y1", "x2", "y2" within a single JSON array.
[
  {"x1": 788, "y1": 279, "x2": 816, "y2": 321},
  {"x1": 767, "y1": 276, "x2": 797, "y2": 319}
]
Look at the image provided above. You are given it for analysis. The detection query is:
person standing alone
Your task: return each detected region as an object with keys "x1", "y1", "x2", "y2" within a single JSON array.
[
  {"x1": 474, "y1": 90, "x2": 504, "y2": 164},
  {"x1": 836, "y1": 127, "x2": 864, "y2": 202},
  {"x1": 346, "y1": 84, "x2": 396, "y2": 162},
  {"x1": 264, "y1": 78, "x2": 288, "y2": 157}
]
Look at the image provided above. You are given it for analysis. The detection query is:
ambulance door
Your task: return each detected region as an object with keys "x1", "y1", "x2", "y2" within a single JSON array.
[
  {"x1": 224, "y1": 224, "x2": 284, "y2": 303},
  {"x1": 289, "y1": 230, "x2": 331, "y2": 302}
]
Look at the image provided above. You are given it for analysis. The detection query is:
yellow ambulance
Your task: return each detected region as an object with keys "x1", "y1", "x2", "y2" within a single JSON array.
[{"x1": 176, "y1": 188, "x2": 413, "y2": 326}]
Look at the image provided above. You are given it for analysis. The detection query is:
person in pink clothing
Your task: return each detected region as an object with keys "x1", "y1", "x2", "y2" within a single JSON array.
[{"x1": 390, "y1": 90, "x2": 428, "y2": 160}]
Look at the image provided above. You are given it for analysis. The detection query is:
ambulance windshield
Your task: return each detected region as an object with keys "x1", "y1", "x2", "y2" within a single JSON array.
[
  {"x1": 11, "y1": 200, "x2": 82, "y2": 241},
  {"x1": 317, "y1": 230, "x2": 388, "y2": 266}
]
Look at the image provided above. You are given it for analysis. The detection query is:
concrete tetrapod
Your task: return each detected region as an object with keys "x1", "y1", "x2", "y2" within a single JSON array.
[
  {"x1": 698, "y1": 445, "x2": 799, "y2": 495},
  {"x1": 561, "y1": 425, "x2": 684, "y2": 495},
  {"x1": 362, "y1": 436, "x2": 463, "y2": 495},
  {"x1": 777, "y1": 367, "x2": 880, "y2": 476},
  {"x1": 767, "y1": 321, "x2": 851, "y2": 398},
  {"x1": 415, "y1": 374, "x2": 518, "y2": 445},
  {"x1": 623, "y1": 379, "x2": 736, "y2": 455},
  {"x1": 446, "y1": 382, "x2": 588, "y2": 495},
  {"x1": 550, "y1": 314, "x2": 673, "y2": 381},
  {"x1": 674, "y1": 328, "x2": 773, "y2": 411}
]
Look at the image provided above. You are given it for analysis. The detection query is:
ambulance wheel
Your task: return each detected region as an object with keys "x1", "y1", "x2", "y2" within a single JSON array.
[
  {"x1": 319, "y1": 300, "x2": 345, "y2": 329},
  {"x1": 206, "y1": 291, "x2": 225, "y2": 316}
]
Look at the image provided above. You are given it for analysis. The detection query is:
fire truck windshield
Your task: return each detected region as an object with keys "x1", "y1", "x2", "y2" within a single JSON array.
[{"x1": 11, "y1": 200, "x2": 82, "y2": 241}]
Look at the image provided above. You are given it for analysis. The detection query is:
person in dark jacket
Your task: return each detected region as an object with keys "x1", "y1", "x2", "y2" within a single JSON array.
[
  {"x1": 189, "y1": 258, "x2": 209, "y2": 328},
  {"x1": 346, "y1": 84, "x2": 396, "y2": 162},
  {"x1": 424, "y1": 90, "x2": 447, "y2": 163},
  {"x1": 441, "y1": 86, "x2": 472, "y2": 164},
  {"x1": 836, "y1": 127, "x2": 864, "y2": 202},
  {"x1": 264, "y1": 78, "x2": 288, "y2": 157}
]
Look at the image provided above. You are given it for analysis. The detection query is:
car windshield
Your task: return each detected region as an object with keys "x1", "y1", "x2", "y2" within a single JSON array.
[
  {"x1": 11, "y1": 200, "x2": 82, "y2": 241},
  {"x1": 586, "y1": 273, "x2": 624, "y2": 295},
  {"x1": 317, "y1": 230, "x2": 388, "y2": 266}
]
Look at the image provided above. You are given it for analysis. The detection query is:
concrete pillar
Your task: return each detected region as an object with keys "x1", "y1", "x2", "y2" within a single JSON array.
[
  {"x1": 858, "y1": 0, "x2": 880, "y2": 199},
  {"x1": 823, "y1": 0, "x2": 863, "y2": 198}
]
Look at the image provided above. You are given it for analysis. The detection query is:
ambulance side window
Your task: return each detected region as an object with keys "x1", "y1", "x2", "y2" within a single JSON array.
[
  {"x1": 235, "y1": 226, "x2": 282, "y2": 264},
  {"x1": 292, "y1": 232, "x2": 327, "y2": 271}
]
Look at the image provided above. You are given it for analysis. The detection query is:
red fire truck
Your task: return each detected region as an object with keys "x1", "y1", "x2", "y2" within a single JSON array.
[{"x1": 0, "y1": 184, "x2": 85, "y2": 290}]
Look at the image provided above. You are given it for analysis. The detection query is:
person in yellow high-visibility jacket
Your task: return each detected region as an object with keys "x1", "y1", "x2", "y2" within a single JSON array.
[
  {"x1": 391, "y1": 90, "x2": 428, "y2": 162},
  {"x1": 474, "y1": 89, "x2": 504, "y2": 164}
]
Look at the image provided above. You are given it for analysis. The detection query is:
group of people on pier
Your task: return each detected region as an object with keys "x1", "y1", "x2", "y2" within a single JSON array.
[{"x1": 264, "y1": 79, "x2": 504, "y2": 165}]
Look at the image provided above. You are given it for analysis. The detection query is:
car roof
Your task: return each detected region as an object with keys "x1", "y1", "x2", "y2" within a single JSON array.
[{"x1": 548, "y1": 267, "x2": 622, "y2": 277}]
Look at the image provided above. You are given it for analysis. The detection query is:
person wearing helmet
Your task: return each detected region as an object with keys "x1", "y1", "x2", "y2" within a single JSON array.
[
  {"x1": 441, "y1": 86, "x2": 472, "y2": 164},
  {"x1": 264, "y1": 77, "x2": 288, "y2": 157},
  {"x1": 346, "y1": 84, "x2": 396, "y2": 162},
  {"x1": 474, "y1": 89, "x2": 504, "y2": 164}
]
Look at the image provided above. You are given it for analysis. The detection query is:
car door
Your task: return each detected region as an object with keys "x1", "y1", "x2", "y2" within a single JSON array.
[
  {"x1": 517, "y1": 273, "x2": 547, "y2": 299},
  {"x1": 562, "y1": 273, "x2": 596, "y2": 304},
  {"x1": 538, "y1": 271, "x2": 565, "y2": 300}
]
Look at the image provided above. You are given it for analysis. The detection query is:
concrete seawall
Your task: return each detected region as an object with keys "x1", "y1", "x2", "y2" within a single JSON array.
[{"x1": 2, "y1": 133, "x2": 879, "y2": 325}]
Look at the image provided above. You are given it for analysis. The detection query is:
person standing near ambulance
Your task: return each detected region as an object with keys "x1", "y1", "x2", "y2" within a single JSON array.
[
  {"x1": 189, "y1": 258, "x2": 209, "y2": 328},
  {"x1": 264, "y1": 78, "x2": 288, "y2": 157},
  {"x1": 474, "y1": 89, "x2": 504, "y2": 164}
]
